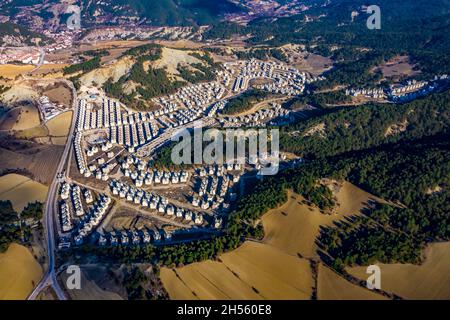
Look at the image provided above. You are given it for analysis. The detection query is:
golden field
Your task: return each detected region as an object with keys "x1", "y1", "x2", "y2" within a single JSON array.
[
  {"x1": 0, "y1": 174, "x2": 48, "y2": 212},
  {"x1": 262, "y1": 182, "x2": 376, "y2": 258},
  {"x1": 347, "y1": 242, "x2": 450, "y2": 300},
  {"x1": 0, "y1": 243, "x2": 43, "y2": 300},
  {"x1": 161, "y1": 241, "x2": 313, "y2": 300},
  {"x1": 161, "y1": 183, "x2": 385, "y2": 300},
  {"x1": 317, "y1": 263, "x2": 387, "y2": 300},
  {"x1": 0, "y1": 65, "x2": 34, "y2": 79},
  {"x1": 11, "y1": 105, "x2": 41, "y2": 131},
  {"x1": 46, "y1": 111, "x2": 72, "y2": 137}
]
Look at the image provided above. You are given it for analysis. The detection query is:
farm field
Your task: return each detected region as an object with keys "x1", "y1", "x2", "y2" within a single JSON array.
[
  {"x1": 11, "y1": 105, "x2": 41, "y2": 131},
  {"x1": 347, "y1": 242, "x2": 450, "y2": 300},
  {"x1": 30, "y1": 64, "x2": 69, "y2": 78},
  {"x1": 46, "y1": 111, "x2": 72, "y2": 137},
  {"x1": 262, "y1": 182, "x2": 378, "y2": 258},
  {"x1": 0, "y1": 243, "x2": 43, "y2": 300},
  {"x1": 161, "y1": 241, "x2": 313, "y2": 300},
  {"x1": 0, "y1": 65, "x2": 34, "y2": 79},
  {"x1": 0, "y1": 143, "x2": 63, "y2": 185},
  {"x1": 161, "y1": 182, "x2": 391, "y2": 300},
  {"x1": 0, "y1": 173, "x2": 48, "y2": 212},
  {"x1": 317, "y1": 263, "x2": 387, "y2": 300}
]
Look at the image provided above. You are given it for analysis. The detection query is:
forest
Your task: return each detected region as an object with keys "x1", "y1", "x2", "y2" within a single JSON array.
[
  {"x1": 206, "y1": 0, "x2": 450, "y2": 78},
  {"x1": 63, "y1": 57, "x2": 101, "y2": 75},
  {"x1": 0, "y1": 200, "x2": 43, "y2": 252},
  {"x1": 280, "y1": 91, "x2": 450, "y2": 158},
  {"x1": 222, "y1": 89, "x2": 269, "y2": 115}
]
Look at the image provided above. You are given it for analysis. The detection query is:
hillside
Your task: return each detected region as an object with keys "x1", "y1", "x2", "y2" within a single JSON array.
[
  {"x1": 0, "y1": 0, "x2": 244, "y2": 33},
  {"x1": 82, "y1": 0, "x2": 244, "y2": 27},
  {"x1": 0, "y1": 22, "x2": 50, "y2": 46}
]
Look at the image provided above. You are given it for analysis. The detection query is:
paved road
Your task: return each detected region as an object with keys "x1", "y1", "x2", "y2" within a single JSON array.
[
  {"x1": 27, "y1": 80, "x2": 78, "y2": 300},
  {"x1": 29, "y1": 47, "x2": 45, "y2": 74}
]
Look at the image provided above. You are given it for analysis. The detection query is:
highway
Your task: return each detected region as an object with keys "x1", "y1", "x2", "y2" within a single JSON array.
[{"x1": 27, "y1": 80, "x2": 78, "y2": 300}]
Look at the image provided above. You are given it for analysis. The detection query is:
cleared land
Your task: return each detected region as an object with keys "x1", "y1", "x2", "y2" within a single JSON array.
[
  {"x1": 347, "y1": 242, "x2": 450, "y2": 300},
  {"x1": 46, "y1": 111, "x2": 73, "y2": 137},
  {"x1": 0, "y1": 142, "x2": 63, "y2": 185},
  {"x1": 373, "y1": 55, "x2": 419, "y2": 79},
  {"x1": 0, "y1": 174, "x2": 48, "y2": 212},
  {"x1": 161, "y1": 241, "x2": 313, "y2": 300},
  {"x1": 79, "y1": 56, "x2": 134, "y2": 88},
  {"x1": 0, "y1": 243, "x2": 43, "y2": 300},
  {"x1": 153, "y1": 47, "x2": 202, "y2": 79},
  {"x1": 60, "y1": 268, "x2": 123, "y2": 300},
  {"x1": 317, "y1": 263, "x2": 387, "y2": 300},
  {"x1": 43, "y1": 85, "x2": 72, "y2": 107},
  {"x1": 293, "y1": 53, "x2": 333, "y2": 76},
  {"x1": 0, "y1": 108, "x2": 20, "y2": 130},
  {"x1": 0, "y1": 82, "x2": 39, "y2": 105}
]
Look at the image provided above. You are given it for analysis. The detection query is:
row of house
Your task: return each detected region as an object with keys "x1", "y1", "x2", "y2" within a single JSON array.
[
  {"x1": 227, "y1": 59, "x2": 323, "y2": 97},
  {"x1": 193, "y1": 175, "x2": 230, "y2": 210},
  {"x1": 198, "y1": 164, "x2": 242, "y2": 178},
  {"x1": 60, "y1": 202, "x2": 73, "y2": 233},
  {"x1": 124, "y1": 169, "x2": 190, "y2": 187},
  {"x1": 98, "y1": 228, "x2": 172, "y2": 246},
  {"x1": 109, "y1": 180, "x2": 204, "y2": 225},
  {"x1": 74, "y1": 195, "x2": 112, "y2": 245},
  {"x1": 345, "y1": 87, "x2": 385, "y2": 99}
]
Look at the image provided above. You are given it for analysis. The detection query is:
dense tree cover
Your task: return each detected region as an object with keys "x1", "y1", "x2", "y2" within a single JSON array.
[
  {"x1": 81, "y1": 0, "x2": 244, "y2": 27},
  {"x1": 222, "y1": 89, "x2": 269, "y2": 115},
  {"x1": 287, "y1": 90, "x2": 352, "y2": 109},
  {"x1": 280, "y1": 91, "x2": 450, "y2": 158},
  {"x1": 0, "y1": 200, "x2": 43, "y2": 252},
  {"x1": 0, "y1": 200, "x2": 21, "y2": 252},
  {"x1": 103, "y1": 44, "x2": 186, "y2": 108},
  {"x1": 314, "y1": 137, "x2": 450, "y2": 268},
  {"x1": 122, "y1": 267, "x2": 152, "y2": 300},
  {"x1": 234, "y1": 48, "x2": 288, "y2": 62},
  {"x1": 104, "y1": 57, "x2": 185, "y2": 106},
  {"x1": 321, "y1": 219, "x2": 422, "y2": 270},
  {"x1": 63, "y1": 243, "x2": 156, "y2": 264},
  {"x1": 20, "y1": 202, "x2": 43, "y2": 220},
  {"x1": 83, "y1": 49, "x2": 109, "y2": 58},
  {"x1": 63, "y1": 57, "x2": 101, "y2": 75},
  {"x1": 203, "y1": 21, "x2": 250, "y2": 40},
  {"x1": 122, "y1": 43, "x2": 162, "y2": 59},
  {"x1": 206, "y1": 0, "x2": 450, "y2": 77},
  {"x1": 129, "y1": 59, "x2": 185, "y2": 99},
  {"x1": 148, "y1": 140, "x2": 191, "y2": 170},
  {"x1": 177, "y1": 64, "x2": 216, "y2": 84}
]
